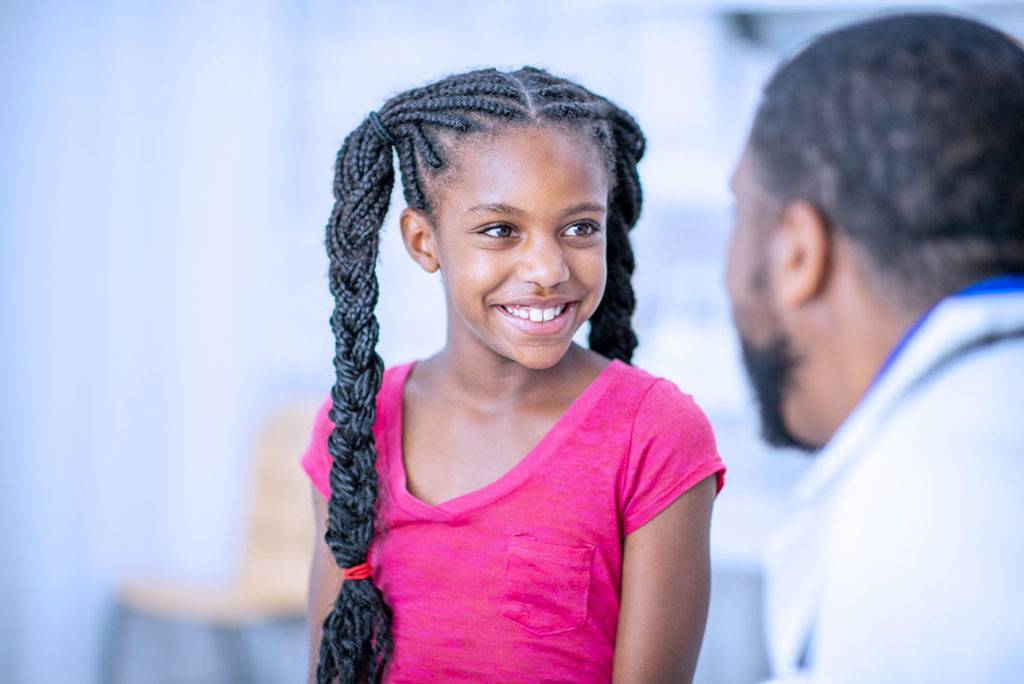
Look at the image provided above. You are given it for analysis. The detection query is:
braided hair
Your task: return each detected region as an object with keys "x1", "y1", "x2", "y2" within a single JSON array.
[{"x1": 318, "y1": 66, "x2": 646, "y2": 683}]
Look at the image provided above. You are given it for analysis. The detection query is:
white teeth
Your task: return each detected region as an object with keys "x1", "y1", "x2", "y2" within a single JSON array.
[{"x1": 501, "y1": 303, "x2": 569, "y2": 322}]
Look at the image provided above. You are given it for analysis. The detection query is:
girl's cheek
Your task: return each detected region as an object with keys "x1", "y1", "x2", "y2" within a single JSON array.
[{"x1": 572, "y1": 250, "x2": 607, "y2": 287}]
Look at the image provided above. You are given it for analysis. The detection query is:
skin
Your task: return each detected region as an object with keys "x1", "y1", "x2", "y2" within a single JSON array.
[
  {"x1": 725, "y1": 144, "x2": 927, "y2": 447},
  {"x1": 307, "y1": 125, "x2": 716, "y2": 682}
]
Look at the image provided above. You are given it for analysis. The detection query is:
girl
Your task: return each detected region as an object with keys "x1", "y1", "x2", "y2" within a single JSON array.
[{"x1": 302, "y1": 67, "x2": 725, "y2": 683}]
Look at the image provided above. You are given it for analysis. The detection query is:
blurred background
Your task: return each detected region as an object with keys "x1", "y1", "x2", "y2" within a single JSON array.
[{"x1": 3, "y1": 1, "x2": 1023, "y2": 682}]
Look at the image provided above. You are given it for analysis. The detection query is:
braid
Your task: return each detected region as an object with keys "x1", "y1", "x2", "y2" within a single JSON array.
[
  {"x1": 320, "y1": 118, "x2": 394, "y2": 684},
  {"x1": 318, "y1": 67, "x2": 645, "y2": 682},
  {"x1": 587, "y1": 106, "x2": 645, "y2": 363}
]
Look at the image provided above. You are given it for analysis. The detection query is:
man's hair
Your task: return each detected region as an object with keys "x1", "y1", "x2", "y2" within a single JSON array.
[{"x1": 750, "y1": 13, "x2": 1024, "y2": 305}]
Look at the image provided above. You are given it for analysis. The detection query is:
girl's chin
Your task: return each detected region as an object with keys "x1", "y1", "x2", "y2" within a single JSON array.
[{"x1": 499, "y1": 340, "x2": 577, "y2": 370}]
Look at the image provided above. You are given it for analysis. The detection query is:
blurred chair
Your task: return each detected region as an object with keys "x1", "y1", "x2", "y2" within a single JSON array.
[{"x1": 102, "y1": 401, "x2": 320, "y2": 684}]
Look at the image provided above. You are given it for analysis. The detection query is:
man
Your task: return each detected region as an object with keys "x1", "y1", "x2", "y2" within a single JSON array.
[{"x1": 726, "y1": 13, "x2": 1024, "y2": 683}]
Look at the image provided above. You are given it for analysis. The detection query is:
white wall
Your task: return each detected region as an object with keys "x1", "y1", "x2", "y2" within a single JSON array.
[{"x1": 2, "y1": 1, "x2": 289, "y2": 679}]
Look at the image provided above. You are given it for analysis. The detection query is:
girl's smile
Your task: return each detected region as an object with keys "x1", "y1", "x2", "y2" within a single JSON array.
[{"x1": 494, "y1": 299, "x2": 577, "y2": 336}]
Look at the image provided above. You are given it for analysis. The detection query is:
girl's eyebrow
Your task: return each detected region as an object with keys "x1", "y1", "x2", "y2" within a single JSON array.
[
  {"x1": 466, "y1": 201, "x2": 607, "y2": 218},
  {"x1": 467, "y1": 203, "x2": 528, "y2": 217},
  {"x1": 559, "y1": 202, "x2": 606, "y2": 218}
]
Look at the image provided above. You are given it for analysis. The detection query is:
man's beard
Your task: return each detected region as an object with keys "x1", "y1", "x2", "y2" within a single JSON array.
[{"x1": 739, "y1": 331, "x2": 819, "y2": 452}]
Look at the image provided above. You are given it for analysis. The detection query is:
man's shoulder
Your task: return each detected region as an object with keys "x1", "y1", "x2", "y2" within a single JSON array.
[
  {"x1": 829, "y1": 337, "x2": 1022, "y2": 540},
  {"x1": 815, "y1": 341, "x2": 1024, "y2": 681},
  {"x1": 879, "y1": 336, "x2": 1024, "y2": 457},
  {"x1": 833, "y1": 338, "x2": 1024, "y2": 546}
]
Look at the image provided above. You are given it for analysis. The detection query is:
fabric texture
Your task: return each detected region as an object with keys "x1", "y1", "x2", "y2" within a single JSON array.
[{"x1": 303, "y1": 359, "x2": 724, "y2": 682}]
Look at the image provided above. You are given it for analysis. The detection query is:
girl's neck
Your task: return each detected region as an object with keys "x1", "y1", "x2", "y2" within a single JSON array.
[{"x1": 424, "y1": 342, "x2": 597, "y2": 412}]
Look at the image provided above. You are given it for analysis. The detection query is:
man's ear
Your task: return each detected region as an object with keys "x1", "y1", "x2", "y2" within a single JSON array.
[
  {"x1": 770, "y1": 200, "x2": 830, "y2": 309},
  {"x1": 400, "y1": 208, "x2": 440, "y2": 273}
]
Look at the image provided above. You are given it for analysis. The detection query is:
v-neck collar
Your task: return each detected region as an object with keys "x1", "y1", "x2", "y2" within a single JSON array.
[{"x1": 383, "y1": 359, "x2": 624, "y2": 521}]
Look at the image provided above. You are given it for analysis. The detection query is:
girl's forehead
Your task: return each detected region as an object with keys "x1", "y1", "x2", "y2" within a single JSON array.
[{"x1": 430, "y1": 125, "x2": 610, "y2": 219}]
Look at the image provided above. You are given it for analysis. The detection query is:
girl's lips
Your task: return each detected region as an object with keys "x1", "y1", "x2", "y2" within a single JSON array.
[{"x1": 494, "y1": 301, "x2": 577, "y2": 336}]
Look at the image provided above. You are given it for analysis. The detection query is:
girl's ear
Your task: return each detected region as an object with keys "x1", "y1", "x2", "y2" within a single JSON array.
[{"x1": 400, "y1": 207, "x2": 441, "y2": 273}]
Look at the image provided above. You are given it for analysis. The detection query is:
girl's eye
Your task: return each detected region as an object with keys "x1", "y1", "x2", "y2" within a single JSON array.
[
  {"x1": 481, "y1": 224, "x2": 516, "y2": 238},
  {"x1": 563, "y1": 222, "x2": 599, "y2": 237}
]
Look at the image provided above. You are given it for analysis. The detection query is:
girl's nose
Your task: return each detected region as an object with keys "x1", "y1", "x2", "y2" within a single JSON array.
[{"x1": 518, "y1": 234, "x2": 570, "y2": 289}]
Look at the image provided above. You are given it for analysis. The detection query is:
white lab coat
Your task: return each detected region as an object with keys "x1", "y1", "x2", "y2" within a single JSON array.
[{"x1": 763, "y1": 288, "x2": 1024, "y2": 683}]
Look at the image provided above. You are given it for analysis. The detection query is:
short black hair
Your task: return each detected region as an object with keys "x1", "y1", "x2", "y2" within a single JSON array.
[{"x1": 750, "y1": 13, "x2": 1024, "y2": 306}]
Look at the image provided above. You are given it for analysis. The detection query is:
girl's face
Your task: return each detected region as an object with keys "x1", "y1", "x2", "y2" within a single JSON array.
[{"x1": 400, "y1": 125, "x2": 610, "y2": 370}]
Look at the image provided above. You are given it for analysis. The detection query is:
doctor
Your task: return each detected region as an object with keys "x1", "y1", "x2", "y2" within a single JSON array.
[{"x1": 726, "y1": 13, "x2": 1024, "y2": 683}]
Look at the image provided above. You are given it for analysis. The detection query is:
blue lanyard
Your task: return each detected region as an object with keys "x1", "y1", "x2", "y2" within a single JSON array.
[{"x1": 872, "y1": 274, "x2": 1024, "y2": 386}]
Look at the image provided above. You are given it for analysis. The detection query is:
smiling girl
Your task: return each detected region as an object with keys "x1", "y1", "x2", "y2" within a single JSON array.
[{"x1": 302, "y1": 67, "x2": 725, "y2": 683}]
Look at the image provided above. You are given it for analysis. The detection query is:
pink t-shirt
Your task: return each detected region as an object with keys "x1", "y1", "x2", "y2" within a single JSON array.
[{"x1": 302, "y1": 360, "x2": 725, "y2": 682}]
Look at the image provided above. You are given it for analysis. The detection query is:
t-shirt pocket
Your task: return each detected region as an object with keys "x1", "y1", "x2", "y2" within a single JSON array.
[{"x1": 500, "y1": 534, "x2": 594, "y2": 636}]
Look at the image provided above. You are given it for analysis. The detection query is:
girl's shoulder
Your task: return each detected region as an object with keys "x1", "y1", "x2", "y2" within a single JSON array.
[
  {"x1": 308, "y1": 361, "x2": 416, "y2": 423},
  {"x1": 301, "y1": 361, "x2": 415, "y2": 499},
  {"x1": 591, "y1": 361, "x2": 721, "y2": 468},
  {"x1": 602, "y1": 360, "x2": 707, "y2": 424},
  {"x1": 380, "y1": 360, "x2": 416, "y2": 399},
  {"x1": 603, "y1": 362, "x2": 725, "y2": 534}
]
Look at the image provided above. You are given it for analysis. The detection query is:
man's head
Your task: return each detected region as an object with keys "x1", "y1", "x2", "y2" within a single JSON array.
[{"x1": 726, "y1": 13, "x2": 1024, "y2": 450}]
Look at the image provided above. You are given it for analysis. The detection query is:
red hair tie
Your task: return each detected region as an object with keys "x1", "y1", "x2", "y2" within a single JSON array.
[{"x1": 342, "y1": 561, "x2": 372, "y2": 581}]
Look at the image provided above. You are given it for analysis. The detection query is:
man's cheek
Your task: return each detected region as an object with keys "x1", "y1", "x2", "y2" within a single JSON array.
[{"x1": 724, "y1": 225, "x2": 752, "y2": 304}]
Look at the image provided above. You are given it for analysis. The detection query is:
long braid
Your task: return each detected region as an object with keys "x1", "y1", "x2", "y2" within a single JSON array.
[
  {"x1": 318, "y1": 67, "x2": 645, "y2": 682},
  {"x1": 321, "y1": 118, "x2": 395, "y2": 684}
]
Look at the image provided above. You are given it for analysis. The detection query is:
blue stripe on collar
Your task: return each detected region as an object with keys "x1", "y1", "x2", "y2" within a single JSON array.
[
  {"x1": 956, "y1": 274, "x2": 1024, "y2": 297},
  {"x1": 872, "y1": 275, "x2": 1024, "y2": 386}
]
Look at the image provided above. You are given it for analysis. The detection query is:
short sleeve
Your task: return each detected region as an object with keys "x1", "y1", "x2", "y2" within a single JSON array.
[
  {"x1": 300, "y1": 397, "x2": 335, "y2": 499},
  {"x1": 619, "y1": 379, "x2": 725, "y2": 535}
]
